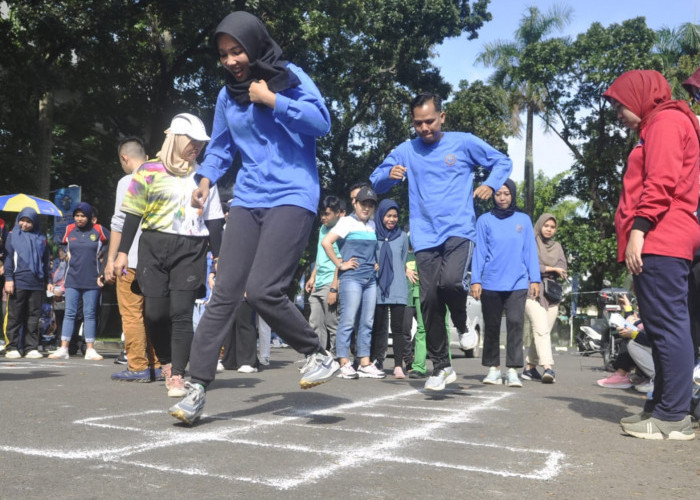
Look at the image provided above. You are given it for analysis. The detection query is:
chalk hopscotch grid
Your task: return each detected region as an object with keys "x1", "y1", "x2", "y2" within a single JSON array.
[{"x1": 0, "y1": 388, "x2": 565, "y2": 490}]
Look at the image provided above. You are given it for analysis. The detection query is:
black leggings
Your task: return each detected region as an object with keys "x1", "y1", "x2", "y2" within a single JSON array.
[
  {"x1": 144, "y1": 290, "x2": 197, "y2": 377},
  {"x1": 371, "y1": 304, "x2": 410, "y2": 368}
]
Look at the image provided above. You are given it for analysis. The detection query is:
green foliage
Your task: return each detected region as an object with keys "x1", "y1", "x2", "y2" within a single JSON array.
[
  {"x1": 0, "y1": 0, "x2": 493, "y2": 227},
  {"x1": 443, "y1": 79, "x2": 513, "y2": 152},
  {"x1": 518, "y1": 17, "x2": 660, "y2": 291}
]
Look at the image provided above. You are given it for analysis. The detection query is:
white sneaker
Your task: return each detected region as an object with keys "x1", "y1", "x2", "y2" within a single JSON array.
[
  {"x1": 337, "y1": 362, "x2": 359, "y2": 379},
  {"x1": 482, "y1": 367, "x2": 502, "y2": 385},
  {"x1": 216, "y1": 360, "x2": 225, "y2": 373},
  {"x1": 24, "y1": 350, "x2": 43, "y2": 359},
  {"x1": 298, "y1": 355, "x2": 316, "y2": 374},
  {"x1": 84, "y1": 348, "x2": 104, "y2": 361},
  {"x1": 237, "y1": 364, "x2": 258, "y2": 373},
  {"x1": 424, "y1": 366, "x2": 457, "y2": 391},
  {"x1": 5, "y1": 350, "x2": 22, "y2": 359},
  {"x1": 48, "y1": 347, "x2": 69, "y2": 360},
  {"x1": 459, "y1": 328, "x2": 478, "y2": 350},
  {"x1": 357, "y1": 362, "x2": 386, "y2": 379}
]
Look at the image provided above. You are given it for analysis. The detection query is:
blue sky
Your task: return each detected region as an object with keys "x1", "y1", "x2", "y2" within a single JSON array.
[{"x1": 432, "y1": 0, "x2": 699, "y2": 182}]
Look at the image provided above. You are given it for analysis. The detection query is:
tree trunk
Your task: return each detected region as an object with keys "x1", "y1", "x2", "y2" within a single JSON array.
[
  {"x1": 524, "y1": 104, "x2": 534, "y2": 216},
  {"x1": 37, "y1": 91, "x2": 54, "y2": 199}
]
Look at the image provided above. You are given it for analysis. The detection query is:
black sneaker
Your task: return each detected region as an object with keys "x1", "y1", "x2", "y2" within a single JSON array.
[
  {"x1": 408, "y1": 370, "x2": 427, "y2": 379},
  {"x1": 114, "y1": 350, "x2": 128, "y2": 365},
  {"x1": 521, "y1": 367, "x2": 541, "y2": 381}
]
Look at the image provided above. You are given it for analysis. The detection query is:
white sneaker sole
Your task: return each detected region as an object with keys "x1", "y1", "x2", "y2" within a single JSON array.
[{"x1": 483, "y1": 377, "x2": 502, "y2": 385}]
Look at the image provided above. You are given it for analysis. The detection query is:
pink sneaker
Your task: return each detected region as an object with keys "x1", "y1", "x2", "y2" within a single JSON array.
[
  {"x1": 597, "y1": 372, "x2": 632, "y2": 389},
  {"x1": 167, "y1": 374, "x2": 187, "y2": 397},
  {"x1": 393, "y1": 366, "x2": 406, "y2": 379}
]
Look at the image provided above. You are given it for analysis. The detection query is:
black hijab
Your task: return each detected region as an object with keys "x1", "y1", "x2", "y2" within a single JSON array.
[
  {"x1": 491, "y1": 178, "x2": 519, "y2": 219},
  {"x1": 214, "y1": 11, "x2": 301, "y2": 105}
]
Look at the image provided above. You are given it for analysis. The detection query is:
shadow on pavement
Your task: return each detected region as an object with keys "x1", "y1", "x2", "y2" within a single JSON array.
[
  {"x1": 0, "y1": 369, "x2": 64, "y2": 381},
  {"x1": 546, "y1": 394, "x2": 644, "y2": 423},
  {"x1": 190, "y1": 390, "x2": 352, "y2": 427}
]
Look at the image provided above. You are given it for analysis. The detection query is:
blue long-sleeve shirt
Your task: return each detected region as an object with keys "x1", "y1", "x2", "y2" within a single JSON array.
[
  {"x1": 370, "y1": 132, "x2": 512, "y2": 251},
  {"x1": 197, "y1": 63, "x2": 331, "y2": 214},
  {"x1": 472, "y1": 212, "x2": 541, "y2": 291}
]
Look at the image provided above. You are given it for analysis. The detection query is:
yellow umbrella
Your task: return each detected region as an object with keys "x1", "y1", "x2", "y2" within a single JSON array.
[{"x1": 0, "y1": 193, "x2": 63, "y2": 216}]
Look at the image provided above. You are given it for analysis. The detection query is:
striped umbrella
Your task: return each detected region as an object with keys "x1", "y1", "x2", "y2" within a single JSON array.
[{"x1": 0, "y1": 193, "x2": 63, "y2": 217}]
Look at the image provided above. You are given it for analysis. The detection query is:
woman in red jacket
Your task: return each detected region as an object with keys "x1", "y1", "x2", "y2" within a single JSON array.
[{"x1": 604, "y1": 69, "x2": 700, "y2": 440}]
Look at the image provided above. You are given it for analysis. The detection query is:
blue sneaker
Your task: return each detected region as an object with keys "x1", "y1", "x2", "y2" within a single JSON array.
[
  {"x1": 169, "y1": 382, "x2": 206, "y2": 426},
  {"x1": 521, "y1": 367, "x2": 541, "y2": 381},
  {"x1": 482, "y1": 367, "x2": 502, "y2": 385},
  {"x1": 505, "y1": 368, "x2": 522, "y2": 387},
  {"x1": 541, "y1": 368, "x2": 556, "y2": 384},
  {"x1": 111, "y1": 368, "x2": 153, "y2": 382}
]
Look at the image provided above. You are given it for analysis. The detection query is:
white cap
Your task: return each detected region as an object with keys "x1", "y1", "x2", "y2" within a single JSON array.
[{"x1": 165, "y1": 113, "x2": 211, "y2": 141}]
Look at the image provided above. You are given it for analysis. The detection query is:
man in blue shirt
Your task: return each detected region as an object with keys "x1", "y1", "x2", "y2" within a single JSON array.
[{"x1": 371, "y1": 93, "x2": 512, "y2": 391}]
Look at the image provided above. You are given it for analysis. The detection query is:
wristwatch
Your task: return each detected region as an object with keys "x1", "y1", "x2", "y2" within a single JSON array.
[{"x1": 329, "y1": 287, "x2": 338, "y2": 293}]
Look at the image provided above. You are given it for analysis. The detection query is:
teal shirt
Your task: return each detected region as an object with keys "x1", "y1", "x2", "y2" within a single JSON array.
[{"x1": 315, "y1": 224, "x2": 340, "y2": 288}]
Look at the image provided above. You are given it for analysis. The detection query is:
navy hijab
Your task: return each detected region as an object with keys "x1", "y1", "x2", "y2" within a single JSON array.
[
  {"x1": 214, "y1": 11, "x2": 301, "y2": 105},
  {"x1": 73, "y1": 202, "x2": 94, "y2": 230},
  {"x1": 491, "y1": 178, "x2": 519, "y2": 219},
  {"x1": 12, "y1": 207, "x2": 45, "y2": 280},
  {"x1": 375, "y1": 199, "x2": 402, "y2": 300}
]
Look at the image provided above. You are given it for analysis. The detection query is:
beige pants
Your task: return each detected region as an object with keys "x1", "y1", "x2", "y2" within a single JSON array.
[{"x1": 524, "y1": 298, "x2": 558, "y2": 367}]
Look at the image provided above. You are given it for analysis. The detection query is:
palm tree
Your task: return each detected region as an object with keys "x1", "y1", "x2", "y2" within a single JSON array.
[{"x1": 476, "y1": 5, "x2": 572, "y2": 216}]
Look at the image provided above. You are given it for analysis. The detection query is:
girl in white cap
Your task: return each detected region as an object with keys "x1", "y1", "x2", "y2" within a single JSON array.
[{"x1": 113, "y1": 113, "x2": 225, "y2": 397}]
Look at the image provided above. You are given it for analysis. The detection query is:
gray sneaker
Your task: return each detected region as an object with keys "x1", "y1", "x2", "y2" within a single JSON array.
[
  {"x1": 620, "y1": 410, "x2": 652, "y2": 425},
  {"x1": 300, "y1": 350, "x2": 340, "y2": 389},
  {"x1": 622, "y1": 415, "x2": 695, "y2": 440},
  {"x1": 424, "y1": 366, "x2": 457, "y2": 391},
  {"x1": 168, "y1": 382, "x2": 206, "y2": 426}
]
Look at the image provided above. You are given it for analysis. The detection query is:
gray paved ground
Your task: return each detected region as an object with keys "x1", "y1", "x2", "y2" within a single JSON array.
[{"x1": 0, "y1": 346, "x2": 697, "y2": 499}]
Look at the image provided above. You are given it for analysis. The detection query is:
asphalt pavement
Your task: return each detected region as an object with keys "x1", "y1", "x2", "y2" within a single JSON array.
[{"x1": 0, "y1": 345, "x2": 697, "y2": 499}]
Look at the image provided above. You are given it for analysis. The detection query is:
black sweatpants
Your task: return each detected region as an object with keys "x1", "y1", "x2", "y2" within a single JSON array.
[
  {"x1": 189, "y1": 206, "x2": 321, "y2": 387},
  {"x1": 5, "y1": 289, "x2": 43, "y2": 353},
  {"x1": 221, "y1": 300, "x2": 259, "y2": 369},
  {"x1": 414, "y1": 237, "x2": 473, "y2": 372},
  {"x1": 481, "y1": 289, "x2": 527, "y2": 369}
]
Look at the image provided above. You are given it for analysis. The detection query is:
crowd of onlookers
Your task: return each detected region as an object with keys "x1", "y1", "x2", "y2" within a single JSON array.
[{"x1": 2, "y1": 10, "x2": 700, "y2": 438}]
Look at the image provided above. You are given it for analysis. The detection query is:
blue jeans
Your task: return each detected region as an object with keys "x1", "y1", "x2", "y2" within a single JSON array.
[
  {"x1": 336, "y1": 276, "x2": 376, "y2": 359},
  {"x1": 61, "y1": 288, "x2": 101, "y2": 343}
]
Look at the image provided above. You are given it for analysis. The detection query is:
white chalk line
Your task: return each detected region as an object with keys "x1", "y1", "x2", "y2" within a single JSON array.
[{"x1": 0, "y1": 387, "x2": 566, "y2": 488}]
